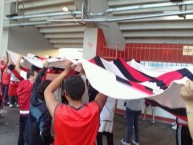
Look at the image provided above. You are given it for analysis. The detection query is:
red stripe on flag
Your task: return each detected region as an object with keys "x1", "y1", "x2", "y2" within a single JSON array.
[{"x1": 119, "y1": 57, "x2": 152, "y2": 82}]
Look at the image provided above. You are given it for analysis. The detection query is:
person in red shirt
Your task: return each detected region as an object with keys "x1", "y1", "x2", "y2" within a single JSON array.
[
  {"x1": 0, "y1": 58, "x2": 7, "y2": 72},
  {"x1": 0, "y1": 69, "x2": 2, "y2": 115},
  {"x1": 17, "y1": 69, "x2": 36, "y2": 145},
  {"x1": 14, "y1": 55, "x2": 37, "y2": 145},
  {"x1": 44, "y1": 60, "x2": 107, "y2": 145},
  {"x1": 0, "y1": 58, "x2": 7, "y2": 109},
  {"x1": 1, "y1": 59, "x2": 10, "y2": 106}
]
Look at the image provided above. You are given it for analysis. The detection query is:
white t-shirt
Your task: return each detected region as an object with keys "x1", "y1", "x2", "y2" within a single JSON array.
[
  {"x1": 20, "y1": 70, "x2": 27, "y2": 80},
  {"x1": 7, "y1": 69, "x2": 20, "y2": 82}
]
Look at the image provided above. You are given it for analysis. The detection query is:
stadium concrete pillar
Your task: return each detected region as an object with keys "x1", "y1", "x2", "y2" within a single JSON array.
[
  {"x1": 83, "y1": 27, "x2": 98, "y2": 60},
  {"x1": 1, "y1": 2, "x2": 11, "y2": 56},
  {"x1": 0, "y1": 0, "x2": 4, "y2": 55}
]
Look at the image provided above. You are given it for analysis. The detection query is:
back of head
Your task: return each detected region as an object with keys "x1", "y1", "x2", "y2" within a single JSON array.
[
  {"x1": 26, "y1": 70, "x2": 35, "y2": 79},
  {"x1": 31, "y1": 65, "x2": 40, "y2": 73},
  {"x1": 37, "y1": 80, "x2": 51, "y2": 101},
  {"x1": 63, "y1": 75, "x2": 85, "y2": 101},
  {"x1": 8, "y1": 64, "x2": 15, "y2": 71}
]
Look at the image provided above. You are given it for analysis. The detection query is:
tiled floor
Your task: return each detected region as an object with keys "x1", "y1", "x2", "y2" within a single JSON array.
[{"x1": 0, "y1": 106, "x2": 177, "y2": 145}]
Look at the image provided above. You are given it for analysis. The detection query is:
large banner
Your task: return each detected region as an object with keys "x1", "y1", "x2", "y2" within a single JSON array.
[{"x1": 7, "y1": 50, "x2": 191, "y2": 120}]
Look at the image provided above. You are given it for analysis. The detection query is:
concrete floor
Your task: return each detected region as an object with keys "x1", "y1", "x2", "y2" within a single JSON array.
[{"x1": 0, "y1": 106, "x2": 177, "y2": 145}]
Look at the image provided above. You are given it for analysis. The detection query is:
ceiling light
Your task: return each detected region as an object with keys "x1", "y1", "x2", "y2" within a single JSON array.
[{"x1": 63, "y1": 7, "x2": 69, "y2": 12}]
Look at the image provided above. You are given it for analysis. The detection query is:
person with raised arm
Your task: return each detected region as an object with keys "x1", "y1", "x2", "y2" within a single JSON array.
[
  {"x1": 44, "y1": 60, "x2": 107, "y2": 145},
  {"x1": 24, "y1": 60, "x2": 53, "y2": 145}
]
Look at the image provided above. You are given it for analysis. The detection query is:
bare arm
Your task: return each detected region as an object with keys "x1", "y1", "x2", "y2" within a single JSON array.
[
  {"x1": 44, "y1": 60, "x2": 75, "y2": 118},
  {"x1": 95, "y1": 93, "x2": 107, "y2": 112},
  {"x1": 15, "y1": 55, "x2": 23, "y2": 74},
  {"x1": 180, "y1": 79, "x2": 193, "y2": 139}
]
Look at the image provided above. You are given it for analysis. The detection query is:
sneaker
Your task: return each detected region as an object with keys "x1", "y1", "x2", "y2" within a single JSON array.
[
  {"x1": 9, "y1": 104, "x2": 13, "y2": 108},
  {"x1": 171, "y1": 121, "x2": 176, "y2": 126},
  {"x1": 172, "y1": 125, "x2": 177, "y2": 130},
  {"x1": 121, "y1": 139, "x2": 131, "y2": 145},
  {"x1": 132, "y1": 140, "x2": 139, "y2": 145},
  {"x1": 152, "y1": 121, "x2": 155, "y2": 124},
  {"x1": 16, "y1": 104, "x2": 20, "y2": 108}
]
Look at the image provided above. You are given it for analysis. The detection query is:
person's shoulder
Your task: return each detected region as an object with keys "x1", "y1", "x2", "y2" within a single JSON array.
[
  {"x1": 87, "y1": 101, "x2": 100, "y2": 110},
  {"x1": 55, "y1": 104, "x2": 67, "y2": 114},
  {"x1": 19, "y1": 79, "x2": 31, "y2": 85}
]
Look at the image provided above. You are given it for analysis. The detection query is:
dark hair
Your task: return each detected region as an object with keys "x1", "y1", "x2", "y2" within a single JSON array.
[
  {"x1": 37, "y1": 80, "x2": 51, "y2": 101},
  {"x1": 31, "y1": 65, "x2": 40, "y2": 72},
  {"x1": 63, "y1": 75, "x2": 85, "y2": 101},
  {"x1": 26, "y1": 70, "x2": 35, "y2": 79},
  {"x1": 8, "y1": 64, "x2": 15, "y2": 71}
]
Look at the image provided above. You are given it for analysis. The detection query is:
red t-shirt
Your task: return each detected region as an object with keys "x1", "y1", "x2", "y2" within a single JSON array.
[
  {"x1": 0, "y1": 64, "x2": 6, "y2": 73},
  {"x1": 2, "y1": 69, "x2": 10, "y2": 85},
  {"x1": 54, "y1": 101, "x2": 100, "y2": 145},
  {"x1": 17, "y1": 80, "x2": 33, "y2": 115}
]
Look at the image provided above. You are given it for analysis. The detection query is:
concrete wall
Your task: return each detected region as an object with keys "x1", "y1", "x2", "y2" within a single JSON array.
[{"x1": 7, "y1": 26, "x2": 58, "y2": 57}]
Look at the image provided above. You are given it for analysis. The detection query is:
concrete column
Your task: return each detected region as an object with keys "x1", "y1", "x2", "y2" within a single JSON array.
[
  {"x1": 1, "y1": 2, "x2": 11, "y2": 56},
  {"x1": 0, "y1": 0, "x2": 4, "y2": 55},
  {"x1": 88, "y1": 0, "x2": 125, "y2": 50},
  {"x1": 83, "y1": 27, "x2": 98, "y2": 60}
]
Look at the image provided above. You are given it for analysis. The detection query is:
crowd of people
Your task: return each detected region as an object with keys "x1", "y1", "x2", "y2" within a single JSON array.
[{"x1": 0, "y1": 54, "x2": 193, "y2": 145}]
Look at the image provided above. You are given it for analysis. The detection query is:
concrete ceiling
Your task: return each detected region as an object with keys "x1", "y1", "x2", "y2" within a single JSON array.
[
  {"x1": 16, "y1": 0, "x2": 84, "y2": 48},
  {"x1": 107, "y1": 0, "x2": 193, "y2": 44},
  {"x1": 4, "y1": 0, "x2": 193, "y2": 48}
]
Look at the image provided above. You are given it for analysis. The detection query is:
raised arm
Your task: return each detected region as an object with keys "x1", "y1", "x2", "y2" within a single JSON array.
[
  {"x1": 33, "y1": 60, "x2": 49, "y2": 92},
  {"x1": 180, "y1": 79, "x2": 193, "y2": 139},
  {"x1": 44, "y1": 60, "x2": 76, "y2": 118},
  {"x1": 95, "y1": 93, "x2": 107, "y2": 112},
  {"x1": 15, "y1": 55, "x2": 23, "y2": 74}
]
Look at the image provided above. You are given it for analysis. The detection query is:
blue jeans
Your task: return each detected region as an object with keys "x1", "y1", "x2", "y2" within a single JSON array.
[
  {"x1": 9, "y1": 96, "x2": 17, "y2": 105},
  {"x1": 2, "y1": 85, "x2": 9, "y2": 104},
  {"x1": 126, "y1": 108, "x2": 141, "y2": 143}
]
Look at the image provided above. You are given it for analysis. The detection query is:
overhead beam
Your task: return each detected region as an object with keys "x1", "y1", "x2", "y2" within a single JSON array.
[
  {"x1": 4, "y1": 11, "x2": 81, "y2": 21},
  {"x1": 5, "y1": 0, "x2": 27, "y2": 3},
  {"x1": 106, "y1": 1, "x2": 193, "y2": 15},
  {"x1": 29, "y1": 15, "x2": 81, "y2": 22},
  {"x1": 108, "y1": 0, "x2": 167, "y2": 7},
  {"x1": 118, "y1": 18, "x2": 193, "y2": 23},
  {"x1": 44, "y1": 33, "x2": 84, "y2": 39},
  {"x1": 24, "y1": 5, "x2": 75, "y2": 15},
  {"x1": 39, "y1": 27, "x2": 84, "y2": 33},
  {"x1": 53, "y1": 44, "x2": 83, "y2": 48},
  {"x1": 123, "y1": 30, "x2": 193, "y2": 37},
  {"x1": 120, "y1": 20, "x2": 193, "y2": 30},
  {"x1": 18, "y1": 0, "x2": 74, "y2": 9},
  {"x1": 125, "y1": 38, "x2": 193, "y2": 44},
  {"x1": 35, "y1": 23, "x2": 83, "y2": 28},
  {"x1": 49, "y1": 39, "x2": 83, "y2": 44},
  {"x1": 113, "y1": 6, "x2": 193, "y2": 16}
]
